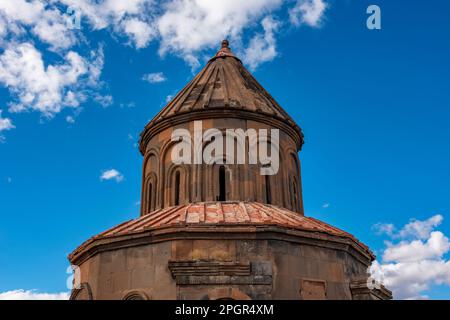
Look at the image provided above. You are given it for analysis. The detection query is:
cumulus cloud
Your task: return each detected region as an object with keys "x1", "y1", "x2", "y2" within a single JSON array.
[
  {"x1": 0, "y1": 110, "x2": 14, "y2": 132},
  {"x1": 0, "y1": 42, "x2": 104, "y2": 118},
  {"x1": 0, "y1": 289, "x2": 69, "y2": 300},
  {"x1": 2, "y1": 1, "x2": 331, "y2": 70},
  {"x1": 373, "y1": 215, "x2": 444, "y2": 240},
  {"x1": 142, "y1": 72, "x2": 167, "y2": 83},
  {"x1": 100, "y1": 169, "x2": 124, "y2": 182},
  {"x1": 0, "y1": 1, "x2": 330, "y2": 134},
  {"x1": 383, "y1": 231, "x2": 450, "y2": 263},
  {"x1": 371, "y1": 214, "x2": 450, "y2": 299},
  {"x1": 156, "y1": 0, "x2": 282, "y2": 68},
  {"x1": 122, "y1": 17, "x2": 156, "y2": 48},
  {"x1": 243, "y1": 16, "x2": 279, "y2": 70},
  {"x1": 0, "y1": 0, "x2": 77, "y2": 50},
  {"x1": 0, "y1": 109, "x2": 15, "y2": 142},
  {"x1": 60, "y1": 0, "x2": 156, "y2": 48},
  {"x1": 398, "y1": 215, "x2": 444, "y2": 240},
  {"x1": 289, "y1": 0, "x2": 327, "y2": 28},
  {"x1": 60, "y1": 0, "x2": 146, "y2": 28}
]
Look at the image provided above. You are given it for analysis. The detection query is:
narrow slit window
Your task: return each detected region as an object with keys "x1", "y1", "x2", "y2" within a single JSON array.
[
  {"x1": 219, "y1": 166, "x2": 226, "y2": 201},
  {"x1": 175, "y1": 171, "x2": 181, "y2": 206},
  {"x1": 265, "y1": 175, "x2": 272, "y2": 204}
]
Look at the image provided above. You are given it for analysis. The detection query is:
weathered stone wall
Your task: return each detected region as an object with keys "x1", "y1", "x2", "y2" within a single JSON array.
[
  {"x1": 140, "y1": 118, "x2": 304, "y2": 216},
  {"x1": 73, "y1": 238, "x2": 371, "y2": 300}
]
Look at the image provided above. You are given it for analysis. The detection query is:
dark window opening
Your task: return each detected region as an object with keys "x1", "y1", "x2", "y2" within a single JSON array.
[
  {"x1": 265, "y1": 175, "x2": 272, "y2": 204},
  {"x1": 175, "y1": 171, "x2": 181, "y2": 206},
  {"x1": 218, "y1": 166, "x2": 226, "y2": 201}
]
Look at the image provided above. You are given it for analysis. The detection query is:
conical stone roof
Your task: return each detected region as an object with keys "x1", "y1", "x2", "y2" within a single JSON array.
[{"x1": 140, "y1": 40, "x2": 303, "y2": 153}]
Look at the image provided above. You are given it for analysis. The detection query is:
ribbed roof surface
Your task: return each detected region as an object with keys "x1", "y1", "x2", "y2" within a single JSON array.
[
  {"x1": 145, "y1": 41, "x2": 298, "y2": 128},
  {"x1": 70, "y1": 202, "x2": 372, "y2": 259}
]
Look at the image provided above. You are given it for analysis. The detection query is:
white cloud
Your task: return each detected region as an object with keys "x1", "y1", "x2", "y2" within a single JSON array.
[
  {"x1": 142, "y1": 72, "x2": 167, "y2": 83},
  {"x1": 289, "y1": 0, "x2": 327, "y2": 28},
  {"x1": 372, "y1": 259, "x2": 450, "y2": 300},
  {"x1": 66, "y1": 115, "x2": 75, "y2": 124},
  {"x1": 120, "y1": 102, "x2": 136, "y2": 108},
  {"x1": 0, "y1": 109, "x2": 15, "y2": 142},
  {"x1": 100, "y1": 169, "x2": 124, "y2": 182},
  {"x1": 373, "y1": 215, "x2": 445, "y2": 240},
  {"x1": 60, "y1": 0, "x2": 147, "y2": 28},
  {"x1": 0, "y1": 0, "x2": 331, "y2": 136},
  {"x1": 372, "y1": 222, "x2": 395, "y2": 237},
  {"x1": 0, "y1": 110, "x2": 14, "y2": 132},
  {"x1": 156, "y1": 0, "x2": 282, "y2": 67},
  {"x1": 94, "y1": 94, "x2": 114, "y2": 108},
  {"x1": 122, "y1": 18, "x2": 156, "y2": 48},
  {"x1": 322, "y1": 202, "x2": 330, "y2": 208},
  {"x1": 383, "y1": 231, "x2": 450, "y2": 263},
  {"x1": 0, "y1": 0, "x2": 77, "y2": 50},
  {"x1": 1, "y1": 0, "x2": 156, "y2": 52},
  {"x1": 0, "y1": 42, "x2": 104, "y2": 118},
  {"x1": 371, "y1": 215, "x2": 450, "y2": 300},
  {"x1": 398, "y1": 215, "x2": 444, "y2": 240},
  {"x1": 0, "y1": 289, "x2": 69, "y2": 300},
  {"x1": 243, "y1": 16, "x2": 279, "y2": 71},
  {"x1": 60, "y1": 0, "x2": 155, "y2": 48},
  {"x1": 2, "y1": 1, "x2": 331, "y2": 70},
  {"x1": 31, "y1": 7, "x2": 77, "y2": 51},
  {"x1": 165, "y1": 94, "x2": 174, "y2": 103},
  {"x1": 0, "y1": 0, "x2": 43, "y2": 26}
]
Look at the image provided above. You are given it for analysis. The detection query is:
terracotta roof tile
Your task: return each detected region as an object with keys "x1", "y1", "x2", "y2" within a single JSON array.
[{"x1": 70, "y1": 202, "x2": 373, "y2": 261}]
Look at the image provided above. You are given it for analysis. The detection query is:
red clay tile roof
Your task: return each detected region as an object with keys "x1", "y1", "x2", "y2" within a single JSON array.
[{"x1": 70, "y1": 202, "x2": 373, "y2": 261}]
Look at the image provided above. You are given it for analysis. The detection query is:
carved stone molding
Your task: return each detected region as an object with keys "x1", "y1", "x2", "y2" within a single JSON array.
[
  {"x1": 350, "y1": 278, "x2": 393, "y2": 300},
  {"x1": 70, "y1": 282, "x2": 93, "y2": 300},
  {"x1": 168, "y1": 260, "x2": 272, "y2": 286}
]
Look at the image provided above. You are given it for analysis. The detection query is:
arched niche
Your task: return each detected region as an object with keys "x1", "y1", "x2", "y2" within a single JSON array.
[
  {"x1": 256, "y1": 134, "x2": 282, "y2": 205},
  {"x1": 165, "y1": 164, "x2": 190, "y2": 207},
  {"x1": 144, "y1": 172, "x2": 158, "y2": 213},
  {"x1": 142, "y1": 148, "x2": 160, "y2": 215},
  {"x1": 203, "y1": 160, "x2": 234, "y2": 202},
  {"x1": 122, "y1": 290, "x2": 150, "y2": 300}
]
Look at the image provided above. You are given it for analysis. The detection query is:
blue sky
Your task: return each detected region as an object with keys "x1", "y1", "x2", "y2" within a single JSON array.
[{"x1": 0, "y1": 0, "x2": 449, "y2": 300}]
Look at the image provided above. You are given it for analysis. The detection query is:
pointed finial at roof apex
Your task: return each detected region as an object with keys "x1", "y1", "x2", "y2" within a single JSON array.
[
  {"x1": 221, "y1": 39, "x2": 229, "y2": 48},
  {"x1": 213, "y1": 39, "x2": 237, "y2": 60}
]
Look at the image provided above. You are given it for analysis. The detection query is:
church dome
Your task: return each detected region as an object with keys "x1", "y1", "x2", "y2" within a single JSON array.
[{"x1": 69, "y1": 41, "x2": 392, "y2": 301}]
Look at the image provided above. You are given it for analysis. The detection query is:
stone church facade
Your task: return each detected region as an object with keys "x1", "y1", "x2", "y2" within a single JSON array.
[{"x1": 69, "y1": 41, "x2": 391, "y2": 300}]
